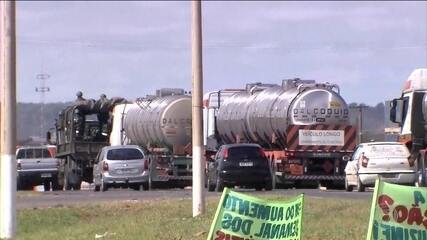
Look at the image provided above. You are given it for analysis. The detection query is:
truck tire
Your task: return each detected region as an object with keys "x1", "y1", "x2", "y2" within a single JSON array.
[
  {"x1": 52, "y1": 177, "x2": 62, "y2": 191},
  {"x1": 73, "y1": 182, "x2": 81, "y2": 190},
  {"x1": 207, "y1": 178, "x2": 215, "y2": 192},
  {"x1": 17, "y1": 178, "x2": 24, "y2": 191},
  {"x1": 142, "y1": 182, "x2": 149, "y2": 191},
  {"x1": 43, "y1": 181, "x2": 51, "y2": 192}
]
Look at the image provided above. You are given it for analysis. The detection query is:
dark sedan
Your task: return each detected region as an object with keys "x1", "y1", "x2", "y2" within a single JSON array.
[{"x1": 206, "y1": 143, "x2": 273, "y2": 192}]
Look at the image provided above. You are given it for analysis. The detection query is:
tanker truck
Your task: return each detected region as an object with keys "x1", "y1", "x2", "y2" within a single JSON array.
[
  {"x1": 110, "y1": 88, "x2": 193, "y2": 188},
  {"x1": 204, "y1": 79, "x2": 357, "y2": 188},
  {"x1": 389, "y1": 68, "x2": 427, "y2": 187}
]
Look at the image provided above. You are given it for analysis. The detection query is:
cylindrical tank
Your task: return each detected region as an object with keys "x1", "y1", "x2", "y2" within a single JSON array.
[
  {"x1": 216, "y1": 81, "x2": 350, "y2": 148},
  {"x1": 124, "y1": 95, "x2": 192, "y2": 149}
]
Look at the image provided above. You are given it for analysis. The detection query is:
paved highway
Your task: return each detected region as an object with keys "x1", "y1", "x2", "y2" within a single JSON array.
[{"x1": 16, "y1": 187, "x2": 373, "y2": 209}]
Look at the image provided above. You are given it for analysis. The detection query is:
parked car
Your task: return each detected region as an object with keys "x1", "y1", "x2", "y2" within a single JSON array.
[
  {"x1": 93, "y1": 145, "x2": 149, "y2": 191},
  {"x1": 206, "y1": 143, "x2": 273, "y2": 192},
  {"x1": 344, "y1": 142, "x2": 416, "y2": 192},
  {"x1": 16, "y1": 145, "x2": 60, "y2": 191}
]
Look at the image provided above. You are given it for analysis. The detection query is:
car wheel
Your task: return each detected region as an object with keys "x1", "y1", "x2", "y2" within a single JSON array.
[
  {"x1": 142, "y1": 182, "x2": 149, "y2": 191},
  {"x1": 207, "y1": 177, "x2": 215, "y2": 192},
  {"x1": 101, "y1": 178, "x2": 108, "y2": 192},
  {"x1": 265, "y1": 180, "x2": 273, "y2": 191},
  {"x1": 345, "y1": 176, "x2": 353, "y2": 192},
  {"x1": 215, "y1": 177, "x2": 224, "y2": 192},
  {"x1": 356, "y1": 176, "x2": 365, "y2": 192},
  {"x1": 255, "y1": 185, "x2": 263, "y2": 191}
]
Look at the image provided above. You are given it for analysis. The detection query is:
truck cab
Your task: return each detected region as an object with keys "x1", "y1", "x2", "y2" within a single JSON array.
[{"x1": 390, "y1": 68, "x2": 427, "y2": 186}]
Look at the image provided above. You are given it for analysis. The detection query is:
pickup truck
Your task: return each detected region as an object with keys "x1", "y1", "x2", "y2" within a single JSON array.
[{"x1": 16, "y1": 145, "x2": 61, "y2": 191}]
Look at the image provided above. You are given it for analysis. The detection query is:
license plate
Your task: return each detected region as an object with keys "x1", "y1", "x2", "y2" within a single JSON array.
[
  {"x1": 239, "y1": 162, "x2": 253, "y2": 167},
  {"x1": 41, "y1": 173, "x2": 51, "y2": 178},
  {"x1": 381, "y1": 173, "x2": 397, "y2": 178}
]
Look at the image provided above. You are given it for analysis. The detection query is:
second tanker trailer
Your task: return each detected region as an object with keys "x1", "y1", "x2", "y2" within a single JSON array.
[{"x1": 204, "y1": 79, "x2": 357, "y2": 188}]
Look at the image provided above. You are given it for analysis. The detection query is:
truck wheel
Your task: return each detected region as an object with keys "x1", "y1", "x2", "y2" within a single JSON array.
[
  {"x1": 356, "y1": 176, "x2": 365, "y2": 192},
  {"x1": 131, "y1": 184, "x2": 142, "y2": 191},
  {"x1": 43, "y1": 181, "x2": 51, "y2": 192},
  {"x1": 17, "y1": 177, "x2": 24, "y2": 191},
  {"x1": 207, "y1": 178, "x2": 215, "y2": 192},
  {"x1": 64, "y1": 173, "x2": 72, "y2": 190},
  {"x1": 52, "y1": 177, "x2": 61, "y2": 191},
  {"x1": 345, "y1": 177, "x2": 353, "y2": 192},
  {"x1": 215, "y1": 177, "x2": 224, "y2": 192},
  {"x1": 73, "y1": 182, "x2": 81, "y2": 190}
]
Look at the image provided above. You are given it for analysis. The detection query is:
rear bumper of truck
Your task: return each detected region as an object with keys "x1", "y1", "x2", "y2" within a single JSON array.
[
  {"x1": 17, "y1": 169, "x2": 58, "y2": 185},
  {"x1": 275, "y1": 172, "x2": 344, "y2": 181}
]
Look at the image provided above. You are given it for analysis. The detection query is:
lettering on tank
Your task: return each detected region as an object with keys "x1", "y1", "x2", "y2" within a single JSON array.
[
  {"x1": 162, "y1": 118, "x2": 191, "y2": 125},
  {"x1": 292, "y1": 107, "x2": 349, "y2": 123}
]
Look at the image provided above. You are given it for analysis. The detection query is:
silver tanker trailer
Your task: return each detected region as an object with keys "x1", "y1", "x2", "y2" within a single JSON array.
[
  {"x1": 204, "y1": 79, "x2": 357, "y2": 188},
  {"x1": 113, "y1": 88, "x2": 193, "y2": 188}
]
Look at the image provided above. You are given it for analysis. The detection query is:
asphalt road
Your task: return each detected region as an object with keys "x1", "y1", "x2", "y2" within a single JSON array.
[{"x1": 16, "y1": 187, "x2": 373, "y2": 209}]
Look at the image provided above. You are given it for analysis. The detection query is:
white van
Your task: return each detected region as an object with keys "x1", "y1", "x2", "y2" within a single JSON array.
[{"x1": 344, "y1": 142, "x2": 416, "y2": 192}]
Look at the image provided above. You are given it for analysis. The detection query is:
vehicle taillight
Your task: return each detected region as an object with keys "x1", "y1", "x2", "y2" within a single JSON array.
[
  {"x1": 223, "y1": 148, "x2": 228, "y2": 159},
  {"x1": 361, "y1": 156, "x2": 369, "y2": 168},
  {"x1": 17, "y1": 162, "x2": 21, "y2": 170},
  {"x1": 102, "y1": 161, "x2": 109, "y2": 172},
  {"x1": 144, "y1": 158, "x2": 149, "y2": 170},
  {"x1": 408, "y1": 156, "x2": 415, "y2": 167},
  {"x1": 259, "y1": 148, "x2": 266, "y2": 158}
]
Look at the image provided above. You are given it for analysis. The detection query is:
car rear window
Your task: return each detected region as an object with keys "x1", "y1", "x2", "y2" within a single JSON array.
[
  {"x1": 107, "y1": 148, "x2": 144, "y2": 160},
  {"x1": 365, "y1": 144, "x2": 409, "y2": 158},
  {"x1": 228, "y1": 146, "x2": 263, "y2": 160},
  {"x1": 16, "y1": 148, "x2": 52, "y2": 159}
]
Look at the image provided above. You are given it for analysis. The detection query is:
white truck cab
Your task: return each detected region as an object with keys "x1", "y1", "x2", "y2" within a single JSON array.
[{"x1": 390, "y1": 68, "x2": 427, "y2": 186}]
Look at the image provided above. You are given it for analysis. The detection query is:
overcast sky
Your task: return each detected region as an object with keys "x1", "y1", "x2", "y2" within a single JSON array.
[{"x1": 16, "y1": 1, "x2": 427, "y2": 105}]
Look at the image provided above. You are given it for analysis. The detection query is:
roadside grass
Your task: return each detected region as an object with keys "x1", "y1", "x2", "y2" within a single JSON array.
[{"x1": 17, "y1": 194, "x2": 371, "y2": 240}]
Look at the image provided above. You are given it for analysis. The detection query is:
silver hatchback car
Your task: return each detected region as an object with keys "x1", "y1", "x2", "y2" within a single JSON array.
[{"x1": 93, "y1": 145, "x2": 149, "y2": 191}]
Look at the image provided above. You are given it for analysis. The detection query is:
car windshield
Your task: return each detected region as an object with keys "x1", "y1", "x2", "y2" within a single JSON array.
[
  {"x1": 16, "y1": 148, "x2": 51, "y2": 159},
  {"x1": 228, "y1": 146, "x2": 263, "y2": 160},
  {"x1": 365, "y1": 144, "x2": 409, "y2": 158},
  {"x1": 106, "y1": 148, "x2": 144, "y2": 160}
]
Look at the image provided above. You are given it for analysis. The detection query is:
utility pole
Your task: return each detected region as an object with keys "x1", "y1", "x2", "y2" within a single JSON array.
[
  {"x1": 191, "y1": 0, "x2": 205, "y2": 217},
  {"x1": 0, "y1": 1, "x2": 17, "y2": 239},
  {"x1": 35, "y1": 73, "x2": 50, "y2": 139}
]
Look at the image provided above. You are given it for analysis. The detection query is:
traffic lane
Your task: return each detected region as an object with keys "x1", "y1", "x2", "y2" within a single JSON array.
[{"x1": 16, "y1": 188, "x2": 373, "y2": 210}]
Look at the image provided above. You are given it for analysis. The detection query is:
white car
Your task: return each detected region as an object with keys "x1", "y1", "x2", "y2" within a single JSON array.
[{"x1": 344, "y1": 142, "x2": 416, "y2": 192}]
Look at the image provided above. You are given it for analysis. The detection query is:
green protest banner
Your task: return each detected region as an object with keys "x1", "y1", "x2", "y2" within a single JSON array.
[
  {"x1": 366, "y1": 179, "x2": 427, "y2": 240},
  {"x1": 207, "y1": 188, "x2": 304, "y2": 240}
]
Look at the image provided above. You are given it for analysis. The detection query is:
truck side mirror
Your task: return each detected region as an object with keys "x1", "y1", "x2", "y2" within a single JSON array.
[{"x1": 390, "y1": 99, "x2": 403, "y2": 124}]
